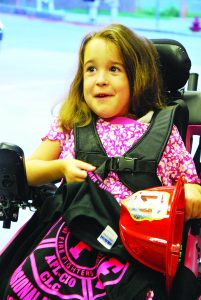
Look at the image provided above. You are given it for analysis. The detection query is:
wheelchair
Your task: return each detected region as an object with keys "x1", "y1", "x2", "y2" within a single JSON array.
[
  {"x1": 0, "y1": 38, "x2": 200, "y2": 299},
  {"x1": 152, "y1": 38, "x2": 201, "y2": 299}
]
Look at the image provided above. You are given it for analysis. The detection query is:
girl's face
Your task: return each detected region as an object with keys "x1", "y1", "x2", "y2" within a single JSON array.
[{"x1": 83, "y1": 38, "x2": 130, "y2": 119}]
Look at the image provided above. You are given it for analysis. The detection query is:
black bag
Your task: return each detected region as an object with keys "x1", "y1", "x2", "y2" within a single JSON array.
[{"x1": 0, "y1": 175, "x2": 167, "y2": 300}]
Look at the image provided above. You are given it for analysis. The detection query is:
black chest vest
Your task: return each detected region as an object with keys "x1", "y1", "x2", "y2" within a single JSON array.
[{"x1": 74, "y1": 105, "x2": 184, "y2": 192}]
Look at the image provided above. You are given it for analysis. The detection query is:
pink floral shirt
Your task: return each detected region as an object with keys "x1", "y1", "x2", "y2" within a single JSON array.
[{"x1": 43, "y1": 116, "x2": 200, "y2": 204}]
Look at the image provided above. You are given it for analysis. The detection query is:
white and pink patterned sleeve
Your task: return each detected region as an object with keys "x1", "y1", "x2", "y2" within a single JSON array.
[
  {"x1": 158, "y1": 125, "x2": 200, "y2": 185},
  {"x1": 41, "y1": 118, "x2": 68, "y2": 150}
]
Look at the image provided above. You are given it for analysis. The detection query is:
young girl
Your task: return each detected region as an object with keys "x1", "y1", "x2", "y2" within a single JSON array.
[
  {"x1": 4, "y1": 24, "x2": 201, "y2": 299},
  {"x1": 25, "y1": 23, "x2": 201, "y2": 220}
]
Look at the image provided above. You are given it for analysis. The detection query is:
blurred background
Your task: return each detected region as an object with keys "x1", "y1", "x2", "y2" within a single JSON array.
[{"x1": 0, "y1": 0, "x2": 201, "y2": 250}]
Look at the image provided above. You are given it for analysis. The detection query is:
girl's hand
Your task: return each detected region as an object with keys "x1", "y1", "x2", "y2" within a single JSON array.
[
  {"x1": 62, "y1": 158, "x2": 96, "y2": 183},
  {"x1": 184, "y1": 183, "x2": 201, "y2": 221}
]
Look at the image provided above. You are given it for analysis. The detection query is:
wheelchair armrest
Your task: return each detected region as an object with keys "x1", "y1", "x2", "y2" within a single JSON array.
[{"x1": 28, "y1": 183, "x2": 57, "y2": 209}]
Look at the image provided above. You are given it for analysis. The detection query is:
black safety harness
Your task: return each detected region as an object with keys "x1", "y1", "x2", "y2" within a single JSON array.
[{"x1": 74, "y1": 105, "x2": 185, "y2": 192}]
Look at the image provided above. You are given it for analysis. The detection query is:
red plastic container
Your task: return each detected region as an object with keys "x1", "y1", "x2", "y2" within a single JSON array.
[{"x1": 119, "y1": 176, "x2": 185, "y2": 291}]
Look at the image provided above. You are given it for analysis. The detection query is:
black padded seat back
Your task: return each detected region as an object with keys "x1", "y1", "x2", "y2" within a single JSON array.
[
  {"x1": 151, "y1": 39, "x2": 201, "y2": 175},
  {"x1": 151, "y1": 39, "x2": 191, "y2": 93},
  {"x1": 150, "y1": 39, "x2": 192, "y2": 144},
  {"x1": 183, "y1": 91, "x2": 201, "y2": 125},
  {"x1": 170, "y1": 100, "x2": 189, "y2": 143}
]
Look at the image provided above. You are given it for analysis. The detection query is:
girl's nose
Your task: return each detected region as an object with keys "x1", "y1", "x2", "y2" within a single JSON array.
[{"x1": 96, "y1": 72, "x2": 109, "y2": 86}]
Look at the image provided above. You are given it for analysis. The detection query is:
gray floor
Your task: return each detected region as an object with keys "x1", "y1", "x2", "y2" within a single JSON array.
[{"x1": 0, "y1": 12, "x2": 200, "y2": 250}]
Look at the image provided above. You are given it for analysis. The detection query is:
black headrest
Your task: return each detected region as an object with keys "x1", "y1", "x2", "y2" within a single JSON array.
[{"x1": 151, "y1": 39, "x2": 191, "y2": 92}]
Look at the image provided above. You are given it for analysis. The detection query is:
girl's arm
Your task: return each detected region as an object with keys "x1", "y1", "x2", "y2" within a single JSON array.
[
  {"x1": 184, "y1": 183, "x2": 201, "y2": 221},
  {"x1": 26, "y1": 139, "x2": 96, "y2": 186},
  {"x1": 26, "y1": 139, "x2": 64, "y2": 186}
]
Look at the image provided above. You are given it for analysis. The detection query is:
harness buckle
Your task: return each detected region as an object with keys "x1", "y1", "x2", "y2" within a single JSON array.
[
  {"x1": 110, "y1": 157, "x2": 120, "y2": 171},
  {"x1": 110, "y1": 156, "x2": 137, "y2": 173}
]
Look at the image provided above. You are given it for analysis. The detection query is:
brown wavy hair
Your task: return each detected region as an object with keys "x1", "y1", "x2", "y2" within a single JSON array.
[{"x1": 59, "y1": 23, "x2": 165, "y2": 131}]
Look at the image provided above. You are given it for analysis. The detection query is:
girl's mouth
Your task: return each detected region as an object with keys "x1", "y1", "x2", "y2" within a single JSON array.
[{"x1": 95, "y1": 93, "x2": 112, "y2": 98}]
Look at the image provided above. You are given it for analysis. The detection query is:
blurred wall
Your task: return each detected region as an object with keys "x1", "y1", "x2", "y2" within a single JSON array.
[
  {"x1": 56, "y1": 0, "x2": 135, "y2": 12},
  {"x1": 0, "y1": 0, "x2": 200, "y2": 15}
]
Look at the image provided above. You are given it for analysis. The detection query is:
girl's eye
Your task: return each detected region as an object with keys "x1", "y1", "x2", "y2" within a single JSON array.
[
  {"x1": 110, "y1": 66, "x2": 119, "y2": 72},
  {"x1": 86, "y1": 66, "x2": 96, "y2": 72}
]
